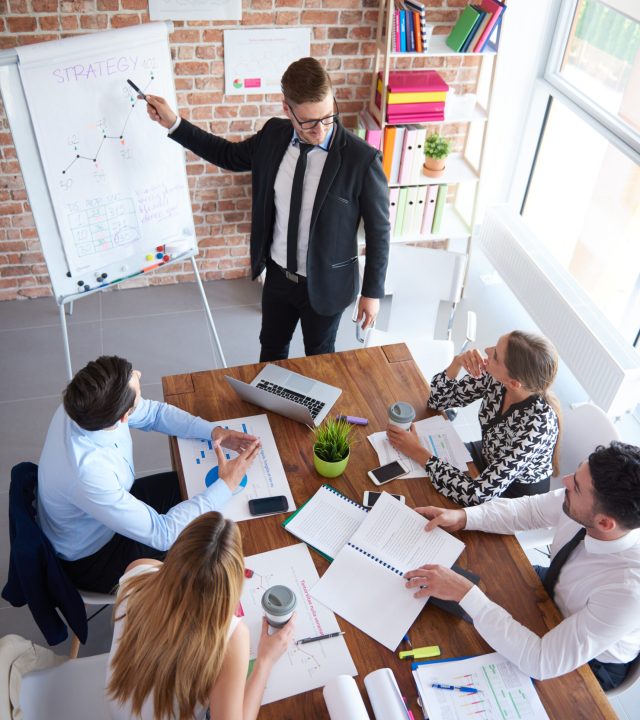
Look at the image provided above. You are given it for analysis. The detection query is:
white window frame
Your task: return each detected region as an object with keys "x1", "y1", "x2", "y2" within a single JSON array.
[
  {"x1": 496, "y1": 0, "x2": 640, "y2": 422},
  {"x1": 543, "y1": 0, "x2": 640, "y2": 157}
]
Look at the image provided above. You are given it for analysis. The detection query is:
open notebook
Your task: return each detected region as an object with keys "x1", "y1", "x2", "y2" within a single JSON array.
[{"x1": 310, "y1": 492, "x2": 465, "y2": 651}]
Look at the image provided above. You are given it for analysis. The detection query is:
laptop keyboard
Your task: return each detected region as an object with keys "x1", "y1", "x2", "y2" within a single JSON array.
[{"x1": 256, "y1": 380, "x2": 325, "y2": 419}]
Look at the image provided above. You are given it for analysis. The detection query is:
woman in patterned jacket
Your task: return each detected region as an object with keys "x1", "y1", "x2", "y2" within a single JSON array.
[{"x1": 387, "y1": 331, "x2": 560, "y2": 506}]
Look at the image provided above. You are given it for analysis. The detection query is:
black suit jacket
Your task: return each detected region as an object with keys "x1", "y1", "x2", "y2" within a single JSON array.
[{"x1": 171, "y1": 117, "x2": 390, "y2": 316}]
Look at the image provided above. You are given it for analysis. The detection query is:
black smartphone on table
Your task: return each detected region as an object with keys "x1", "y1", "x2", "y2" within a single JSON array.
[{"x1": 248, "y1": 495, "x2": 289, "y2": 516}]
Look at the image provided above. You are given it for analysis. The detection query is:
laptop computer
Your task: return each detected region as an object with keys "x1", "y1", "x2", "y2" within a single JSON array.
[{"x1": 224, "y1": 364, "x2": 341, "y2": 427}]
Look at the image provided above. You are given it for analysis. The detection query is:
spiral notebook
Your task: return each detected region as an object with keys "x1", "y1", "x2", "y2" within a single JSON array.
[
  {"x1": 282, "y1": 484, "x2": 369, "y2": 562},
  {"x1": 311, "y1": 493, "x2": 465, "y2": 651}
]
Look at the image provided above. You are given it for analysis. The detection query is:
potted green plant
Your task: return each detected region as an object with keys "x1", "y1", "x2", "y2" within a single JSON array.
[
  {"x1": 422, "y1": 132, "x2": 451, "y2": 178},
  {"x1": 312, "y1": 417, "x2": 352, "y2": 478}
]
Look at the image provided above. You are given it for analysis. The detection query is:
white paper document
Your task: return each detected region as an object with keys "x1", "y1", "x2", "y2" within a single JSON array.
[
  {"x1": 240, "y1": 544, "x2": 357, "y2": 704},
  {"x1": 177, "y1": 414, "x2": 295, "y2": 522},
  {"x1": 413, "y1": 652, "x2": 550, "y2": 720},
  {"x1": 368, "y1": 416, "x2": 472, "y2": 478},
  {"x1": 283, "y1": 484, "x2": 369, "y2": 560},
  {"x1": 311, "y1": 493, "x2": 465, "y2": 651}
]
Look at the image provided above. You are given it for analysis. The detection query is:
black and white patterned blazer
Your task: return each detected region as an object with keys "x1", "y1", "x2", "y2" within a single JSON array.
[{"x1": 425, "y1": 371, "x2": 559, "y2": 506}]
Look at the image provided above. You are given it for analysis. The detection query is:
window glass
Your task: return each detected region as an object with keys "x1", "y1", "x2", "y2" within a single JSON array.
[
  {"x1": 559, "y1": 0, "x2": 640, "y2": 136},
  {"x1": 522, "y1": 98, "x2": 640, "y2": 348}
]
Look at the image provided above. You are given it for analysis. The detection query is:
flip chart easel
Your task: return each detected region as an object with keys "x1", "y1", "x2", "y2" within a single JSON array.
[{"x1": 0, "y1": 22, "x2": 226, "y2": 377}]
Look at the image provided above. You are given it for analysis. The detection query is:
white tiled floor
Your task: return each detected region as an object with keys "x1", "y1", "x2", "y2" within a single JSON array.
[{"x1": 1, "y1": 257, "x2": 638, "y2": 716}]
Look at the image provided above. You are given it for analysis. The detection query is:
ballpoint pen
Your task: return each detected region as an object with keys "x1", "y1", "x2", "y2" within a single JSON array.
[
  {"x1": 431, "y1": 683, "x2": 478, "y2": 694},
  {"x1": 295, "y1": 631, "x2": 345, "y2": 645}
]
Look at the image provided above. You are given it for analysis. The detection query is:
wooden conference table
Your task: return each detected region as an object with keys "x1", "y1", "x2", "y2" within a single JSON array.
[{"x1": 162, "y1": 345, "x2": 614, "y2": 720}]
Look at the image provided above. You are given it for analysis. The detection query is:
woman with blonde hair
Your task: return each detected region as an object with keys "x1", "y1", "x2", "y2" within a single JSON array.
[
  {"x1": 388, "y1": 330, "x2": 560, "y2": 506},
  {"x1": 106, "y1": 511, "x2": 295, "y2": 720}
]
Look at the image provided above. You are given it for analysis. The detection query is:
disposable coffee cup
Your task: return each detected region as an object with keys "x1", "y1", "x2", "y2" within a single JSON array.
[
  {"x1": 261, "y1": 585, "x2": 297, "y2": 628},
  {"x1": 388, "y1": 402, "x2": 416, "y2": 431}
]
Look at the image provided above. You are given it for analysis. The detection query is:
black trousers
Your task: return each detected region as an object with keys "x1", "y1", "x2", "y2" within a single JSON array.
[
  {"x1": 61, "y1": 471, "x2": 181, "y2": 594},
  {"x1": 465, "y1": 440, "x2": 550, "y2": 498},
  {"x1": 533, "y1": 566, "x2": 632, "y2": 691},
  {"x1": 259, "y1": 259, "x2": 343, "y2": 361}
]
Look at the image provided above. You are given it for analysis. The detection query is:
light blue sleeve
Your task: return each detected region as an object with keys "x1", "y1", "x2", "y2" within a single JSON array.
[
  {"x1": 128, "y1": 397, "x2": 215, "y2": 439},
  {"x1": 71, "y1": 452, "x2": 232, "y2": 551}
]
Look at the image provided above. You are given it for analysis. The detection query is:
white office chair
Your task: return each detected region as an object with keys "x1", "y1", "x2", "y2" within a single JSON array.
[
  {"x1": 516, "y1": 402, "x2": 620, "y2": 551},
  {"x1": 356, "y1": 245, "x2": 473, "y2": 381},
  {"x1": 69, "y1": 591, "x2": 116, "y2": 659},
  {"x1": 19, "y1": 652, "x2": 110, "y2": 719}
]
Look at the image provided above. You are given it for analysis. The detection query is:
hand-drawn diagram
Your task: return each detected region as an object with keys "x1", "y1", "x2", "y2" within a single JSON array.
[
  {"x1": 61, "y1": 74, "x2": 153, "y2": 179},
  {"x1": 17, "y1": 24, "x2": 195, "y2": 278},
  {"x1": 68, "y1": 196, "x2": 139, "y2": 258},
  {"x1": 239, "y1": 544, "x2": 357, "y2": 704}
]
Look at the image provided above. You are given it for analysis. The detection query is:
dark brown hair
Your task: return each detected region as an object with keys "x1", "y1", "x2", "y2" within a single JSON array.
[
  {"x1": 63, "y1": 355, "x2": 136, "y2": 431},
  {"x1": 504, "y1": 331, "x2": 561, "y2": 475},
  {"x1": 589, "y1": 442, "x2": 640, "y2": 529},
  {"x1": 281, "y1": 57, "x2": 332, "y2": 105}
]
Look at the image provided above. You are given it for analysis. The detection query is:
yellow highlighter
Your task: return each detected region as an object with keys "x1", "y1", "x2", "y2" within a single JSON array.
[{"x1": 399, "y1": 645, "x2": 441, "y2": 660}]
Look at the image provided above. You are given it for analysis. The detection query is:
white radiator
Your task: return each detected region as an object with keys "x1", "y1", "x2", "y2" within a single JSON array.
[{"x1": 478, "y1": 206, "x2": 640, "y2": 416}]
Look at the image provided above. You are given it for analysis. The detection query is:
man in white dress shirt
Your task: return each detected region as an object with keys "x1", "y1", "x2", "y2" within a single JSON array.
[
  {"x1": 38, "y1": 355, "x2": 260, "y2": 593},
  {"x1": 405, "y1": 441, "x2": 640, "y2": 690}
]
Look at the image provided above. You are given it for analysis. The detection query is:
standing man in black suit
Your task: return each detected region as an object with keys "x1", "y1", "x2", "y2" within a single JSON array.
[{"x1": 145, "y1": 57, "x2": 390, "y2": 361}]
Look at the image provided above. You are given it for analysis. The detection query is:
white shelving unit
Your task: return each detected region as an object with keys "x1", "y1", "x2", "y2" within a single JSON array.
[{"x1": 370, "y1": 0, "x2": 501, "y2": 256}]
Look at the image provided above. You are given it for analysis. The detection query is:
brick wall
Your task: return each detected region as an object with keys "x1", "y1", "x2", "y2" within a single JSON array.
[{"x1": 0, "y1": 0, "x2": 474, "y2": 301}]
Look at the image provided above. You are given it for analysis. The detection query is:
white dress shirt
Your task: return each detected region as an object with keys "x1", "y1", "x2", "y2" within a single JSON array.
[
  {"x1": 459, "y1": 489, "x2": 640, "y2": 680},
  {"x1": 38, "y1": 400, "x2": 231, "y2": 560},
  {"x1": 270, "y1": 128, "x2": 333, "y2": 276}
]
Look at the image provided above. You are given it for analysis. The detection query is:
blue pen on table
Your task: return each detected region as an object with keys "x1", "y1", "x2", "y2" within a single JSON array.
[{"x1": 431, "y1": 683, "x2": 478, "y2": 694}]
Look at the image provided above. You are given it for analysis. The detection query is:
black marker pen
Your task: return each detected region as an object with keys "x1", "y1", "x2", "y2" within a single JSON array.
[{"x1": 127, "y1": 79, "x2": 148, "y2": 102}]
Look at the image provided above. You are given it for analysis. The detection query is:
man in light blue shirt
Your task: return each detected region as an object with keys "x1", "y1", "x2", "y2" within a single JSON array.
[{"x1": 38, "y1": 356, "x2": 260, "y2": 593}]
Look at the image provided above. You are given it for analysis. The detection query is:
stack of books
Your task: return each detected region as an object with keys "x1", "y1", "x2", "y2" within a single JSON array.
[
  {"x1": 392, "y1": 0, "x2": 434, "y2": 53},
  {"x1": 355, "y1": 109, "x2": 382, "y2": 151},
  {"x1": 376, "y1": 69, "x2": 449, "y2": 124},
  {"x1": 445, "y1": 0, "x2": 506, "y2": 53}
]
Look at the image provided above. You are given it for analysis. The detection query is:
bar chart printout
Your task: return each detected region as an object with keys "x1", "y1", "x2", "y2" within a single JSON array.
[{"x1": 413, "y1": 652, "x2": 550, "y2": 720}]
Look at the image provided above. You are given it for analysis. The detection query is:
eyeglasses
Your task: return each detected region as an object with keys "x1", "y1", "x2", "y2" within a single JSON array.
[{"x1": 288, "y1": 97, "x2": 339, "y2": 129}]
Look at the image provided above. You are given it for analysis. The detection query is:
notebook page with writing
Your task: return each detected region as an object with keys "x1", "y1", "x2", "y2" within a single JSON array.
[
  {"x1": 283, "y1": 484, "x2": 368, "y2": 560},
  {"x1": 311, "y1": 493, "x2": 465, "y2": 650}
]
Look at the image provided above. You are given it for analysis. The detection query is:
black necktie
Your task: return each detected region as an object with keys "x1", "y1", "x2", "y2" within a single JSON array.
[
  {"x1": 287, "y1": 142, "x2": 312, "y2": 274},
  {"x1": 543, "y1": 527, "x2": 586, "y2": 600}
]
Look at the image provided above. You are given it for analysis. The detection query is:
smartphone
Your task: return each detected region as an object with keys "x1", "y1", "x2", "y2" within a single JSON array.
[
  {"x1": 363, "y1": 490, "x2": 405, "y2": 508},
  {"x1": 248, "y1": 495, "x2": 289, "y2": 516},
  {"x1": 367, "y1": 459, "x2": 410, "y2": 486}
]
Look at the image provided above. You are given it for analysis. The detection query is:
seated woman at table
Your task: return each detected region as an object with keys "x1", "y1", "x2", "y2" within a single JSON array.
[
  {"x1": 387, "y1": 330, "x2": 560, "y2": 506},
  {"x1": 106, "y1": 511, "x2": 295, "y2": 720}
]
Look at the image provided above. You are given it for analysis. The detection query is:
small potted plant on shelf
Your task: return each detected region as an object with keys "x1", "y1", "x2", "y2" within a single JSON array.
[
  {"x1": 422, "y1": 132, "x2": 451, "y2": 178},
  {"x1": 312, "y1": 417, "x2": 352, "y2": 479}
]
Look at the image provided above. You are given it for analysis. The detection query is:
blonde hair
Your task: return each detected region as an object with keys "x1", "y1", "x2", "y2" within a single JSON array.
[
  {"x1": 504, "y1": 331, "x2": 561, "y2": 475},
  {"x1": 107, "y1": 512, "x2": 244, "y2": 720}
]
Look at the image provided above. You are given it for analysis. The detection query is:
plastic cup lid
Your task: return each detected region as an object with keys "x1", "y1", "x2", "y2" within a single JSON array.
[
  {"x1": 261, "y1": 585, "x2": 296, "y2": 615},
  {"x1": 388, "y1": 402, "x2": 416, "y2": 423}
]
